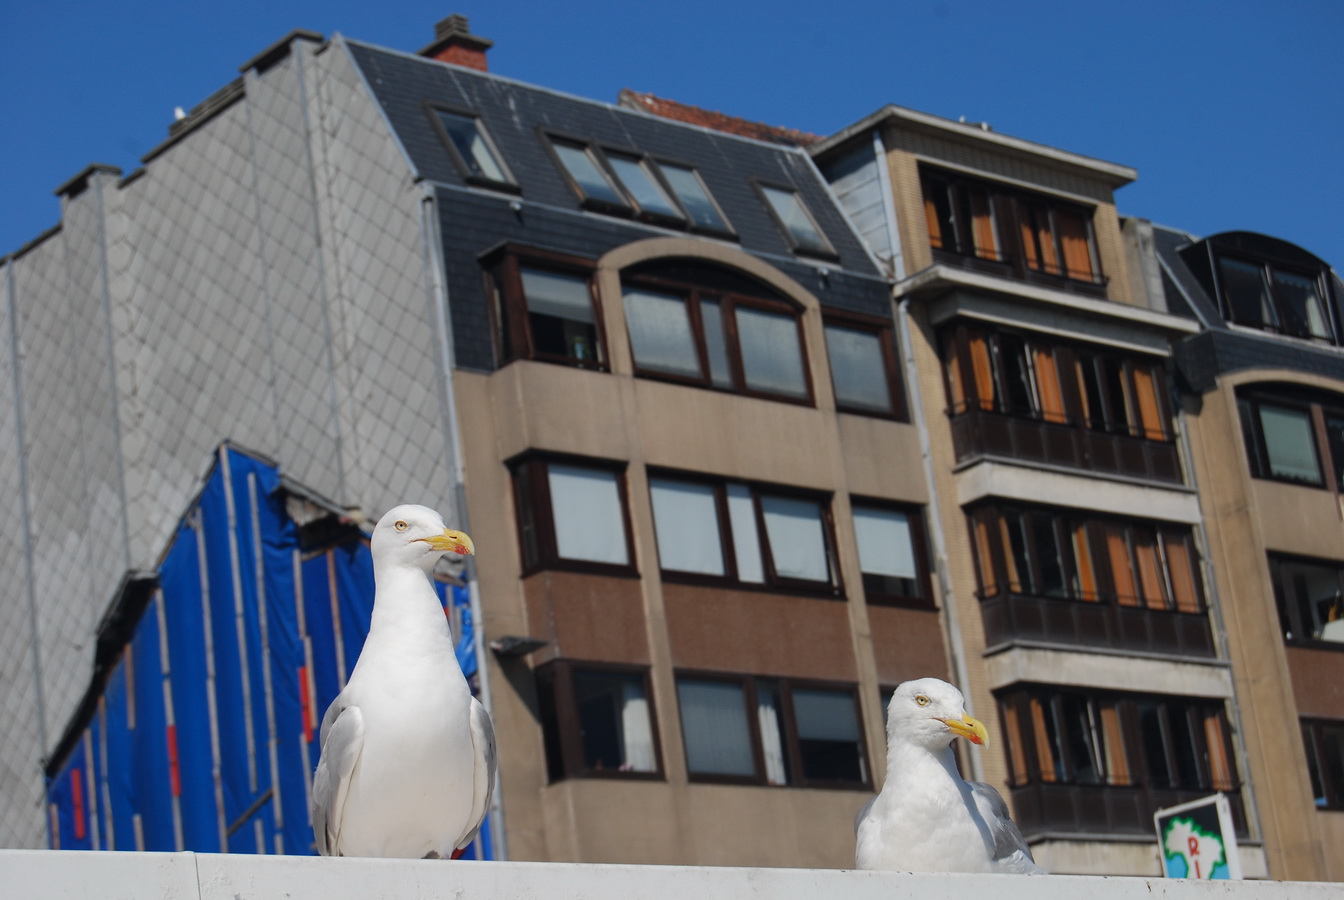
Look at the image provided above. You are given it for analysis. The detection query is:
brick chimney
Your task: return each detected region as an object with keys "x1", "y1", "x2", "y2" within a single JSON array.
[{"x1": 419, "y1": 14, "x2": 492, "y2": 71}]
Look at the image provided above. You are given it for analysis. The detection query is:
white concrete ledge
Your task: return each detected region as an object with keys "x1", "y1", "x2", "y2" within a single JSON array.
[{"x1": 3, "y1": 851, "x2": 1341, "y2": 899}]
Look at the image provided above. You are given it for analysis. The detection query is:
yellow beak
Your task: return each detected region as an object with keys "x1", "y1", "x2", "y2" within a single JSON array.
[
  {"x1": 940, "y1": 714, "x2": 989, "y2": 746},
  {"x1": 421, "y1": 529, "x2": 475, "y2": 556}
]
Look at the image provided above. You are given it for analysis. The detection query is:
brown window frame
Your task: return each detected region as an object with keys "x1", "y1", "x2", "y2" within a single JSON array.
[
  {"x1": 510, "y1": 454, "x2": 638, "y2": 579},
  {"x1": 851, "y1": 498, "x2": 934, "y2": 609},
  {"x1": 646, "y1": 470, "x2": 842, "y2": 597},
  {"x1": 1238, "y1": 387, "x2": 1344, "y2": 494},
  {"x1": 996, "y1": 686, "x2": 1238, "y2": 794},
  {"x1": 1301, "y1": 718, "x2": 1344, "y2": 810},
  {"x1": 483, "y1": 244, "x2": 608, "y2": 371},
  {"x1": 535, "y1": 660, "x2": 664, "y2": 783},
  {"x1": 675, "y1": 671, "x2": 870, "y2": 790},
  {"x1": 1268, "y1": 553, "x2": 1344, "y2": 650},
  {"x1": 424, "y1": 102, "x2": 520, "y2": 193},
  {"x1": 968, "y1": 503, "x2": 1205, "y2": 614},
  {"x1": 921, "y1": 166, "x2": 1106, "y2": 292},
  {"x1": 622, "y1": 269, "x2": 816, "y2": 406},
  {"x1": 941, "y1": 322, "x2": 1173, "y2": 442},
  {"x1": 822, "y1": 311, "x2": 908, "y2": 420}
]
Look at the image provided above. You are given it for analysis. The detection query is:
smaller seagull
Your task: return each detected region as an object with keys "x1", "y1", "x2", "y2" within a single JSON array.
[
  {"x1": 311, "y1": 504, "x2": 493, "y2": 859},
  {"x1": 855, "y1": 677, "x2": 1043, "y2": 874}
]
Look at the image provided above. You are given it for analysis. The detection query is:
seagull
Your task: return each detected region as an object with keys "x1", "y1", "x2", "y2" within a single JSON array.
[
  {"x1": 855, "y1": 677, "x2": 1043, "y2": 874},
  {"x1": 311, "y1": 504, "x2": 494, "y2": 859}
]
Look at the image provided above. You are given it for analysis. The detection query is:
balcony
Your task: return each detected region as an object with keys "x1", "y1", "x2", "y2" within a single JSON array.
[
  {"x1": 949, "y1": 408, "x2": 1182, "y2": 484},
  {"x1": 1010, "y1": 782, "x2": 1247, "y2": 841},
  {"x1": 981, "y1": 593, "x2": 1215, "y2": 658}
]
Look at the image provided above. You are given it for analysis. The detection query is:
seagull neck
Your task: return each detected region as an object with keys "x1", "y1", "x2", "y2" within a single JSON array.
[
  {"x1": 887, "y1": 737, "x2": 961, "y2": 785},
  {"x1": 367, "y1": 563, "x2": 453, "y2": 638}
]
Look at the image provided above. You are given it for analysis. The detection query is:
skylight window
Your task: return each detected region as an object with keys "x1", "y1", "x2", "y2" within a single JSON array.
[
  {"x1": 429, "y1": 107, "x2": 515, "y2": 189},
  {"x1": 757, "y1": 183, "x2": 836, "y2": 258}
]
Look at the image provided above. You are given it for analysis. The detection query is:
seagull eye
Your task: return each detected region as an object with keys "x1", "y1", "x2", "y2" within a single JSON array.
[
  {"x1": 394, "y1": 520, "x2": 409, "y2": 532},
  {"x1": 915, "y1": 694, "x2": 930, "y2": 707}
]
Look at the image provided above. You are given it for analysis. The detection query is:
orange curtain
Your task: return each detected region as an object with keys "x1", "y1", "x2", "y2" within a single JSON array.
[
  {"x1": 969, "y1": 333, "x2": 995, "y2": 411},
  {"x1": 1131, "y1": 363, "x2": 1168, "y2": 440},
  {"x1": 924, "y1": 195, "x2": 944, "y2": 249},
  {"x1": 1019, "y1": 202, "x2": 1040, "y2": 271},
  {"x1": 1003, "y1": 702, "x2": 1029, "y2": 786},
  {"x1": 1132, "y1": 530, "x2": 1168, "y2": 610},
  {"x1": 972, "y1": 512, "x2": 999, "y2": 597},
  {"x1": 1073, "y1": 354, "x2": 1095, "y2": 428},
  {"x1": 1204, "y1": 712, "x2": 1234, "y2": 790},
  {"x1": 970, "y1": 189, "x2": 998, "y2": 260},
  {"x1": 1073, "y1": 522, "x2": 1099, "y2": 601},
  {"x1": 1057, "y1": 210, "x2": 1095, "y2": 281},
  {"x1": 1034, "y1": 345, "x2": 1067, "y2": 423},
  {"x1": 1105, "y1": 524, "x2": 1138, "y2": 606},
  {"x1": 1030, "y1": 696, "x2": 1057, "y2": 782},
  {"x1": 998, "y1": 515, "x2": 1022, "y2": 593},
  {"x1": 1037, "y1": 211, "x2": 1061, "y2": 275},
  {"x1": 1163, "y1": 534, "x2": 1202, "y2": 614},
  {"x1": 1099, "y1": 702, "x2": 1130, "y2": 785},
  {"x1": 945, "y1": 333, "x2": 967, "y2": 414}
]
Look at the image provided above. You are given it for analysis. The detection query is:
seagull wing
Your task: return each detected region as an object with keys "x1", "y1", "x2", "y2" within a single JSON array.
[
  {"x1": 967, "y1": 780, "x2": 1045, "y2": 874},
  {"x1": 854, "y1": 795, "x2": 877, "y2": 835},
  {"x1": 311, "y1": 703, "x2": 365, "y2": 856},
  {"x1": 454, "y1": 696, "x2": 497, "y2": 852}
]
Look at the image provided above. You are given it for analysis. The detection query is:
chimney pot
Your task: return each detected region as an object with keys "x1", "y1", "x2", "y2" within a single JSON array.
[{"x1": 420, "y1": 13, "x2": 492, "y2": 71}]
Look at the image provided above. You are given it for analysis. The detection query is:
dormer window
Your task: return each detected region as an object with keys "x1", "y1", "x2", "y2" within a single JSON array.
[
  {"x1": 550, "y1": 137, "x2": 630, "y2": 212},
  {"x1": 1216, "y1": 254, "x2": 1334, "y2": 342}
]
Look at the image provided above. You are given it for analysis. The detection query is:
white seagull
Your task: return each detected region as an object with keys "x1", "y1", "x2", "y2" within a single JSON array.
[
  {"x1": 311, "y1": 504, "x2": 494, "y2": 859},
  {"x1": 855, "y1": 677, "x2": 1043, "y2": 874}
]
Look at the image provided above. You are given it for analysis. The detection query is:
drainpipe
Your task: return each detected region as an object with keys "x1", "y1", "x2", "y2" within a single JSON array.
[{"x1": 896, "y1": 296, "x2": 980, "y2": 781}]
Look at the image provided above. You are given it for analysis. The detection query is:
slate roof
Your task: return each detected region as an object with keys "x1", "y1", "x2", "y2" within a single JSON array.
[
  {"x1": 343, "y1": 40, "x2": 891, "y2": 373},
  {"x1": 1150, "y1": 223, "x2": 1344, "y2": 392}
]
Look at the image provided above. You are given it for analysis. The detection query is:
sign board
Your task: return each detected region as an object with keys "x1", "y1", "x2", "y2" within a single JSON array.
[{"x1": 1154, "y1": 793, "x2": 1242, "y2": 880}]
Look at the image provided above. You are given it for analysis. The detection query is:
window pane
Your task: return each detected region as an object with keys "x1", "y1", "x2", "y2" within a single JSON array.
[
  {"x1": 825, "y1": 324, "x2": 893, "y2": 413},
  {"x1": 1323, "y1": 725, "x2": 1344, "y2": 807},
  {"x1": 1031, "y1": 514, "x2": 1068, "y2": 599},
  {"x1": 553, "y1": 142, "x2": 625, "y2": 206},
  {"x1": 737, "y1": 306, "x2": 807, "y2": 399},
  {"x1": 1327, "y1": 415, "x2": 1344, "y2": 491},
  {"x1": 761, "y1": 494, "x2": 829, "y2": 582},
  {"x1": 756, "y1": 682, "x2": 789, "y2": 785},
  {"x1": 1258, "y1": 404, "x2": 1322, "y2": 484},
  {"x1": 624, "y1": 288, "x2": 700, "y2": 377},
  {"x1": 1138, "y1": 702, "x2": 1172, "y2": 788},
  {"x1": 547, "y1": 464, "x2": 628, "y2": 564},
  {"x1": 761, "y1": 185, "x2": 833, "y2": 256},
  {"x1": 573, "y1": 671, "x2": 656, "y2": 773},
  {"x1": 1218, "y1": 256, "x2": 1276, "y2": 328},
  {"x1": 1272, "y1": 269, "x2": 1332, "y2": 340},
  {"x1": 1276, "y1": 558, "x2": 1344, "y2": 644},
  {"x1": 608, "y1": 155, "x2": 682, "y2": 219},
  {"x1": 854, "y1": 506, "x2": 918, "y2": 599},
  {"x1": 793, "y1": 688, "x2": 866, "y2": 783},
  {"x1": 726, "y1": 484, "x2": 764, "y2": 583},
  {"x1": 649, "y1": 478, "x2": 724, "y2": 575},
  {"x1": 1060, "y1": 695, "x2": 1103, "y2": 784},
  {"x1": 701, "y1": 299, "x2": 733, "y2": 388},
  {"x1": 435, "y1": 110, "x2": 508, "y2": 182},
  {"x1": 678, "y1": 679, "x2": 755, "y2": 776},
  {"x1": 521, "y1": 268, "x2": 601, "y2": 363},
  {"x1": 661, "y1": 164, "x2": 728, "y2": 231}
]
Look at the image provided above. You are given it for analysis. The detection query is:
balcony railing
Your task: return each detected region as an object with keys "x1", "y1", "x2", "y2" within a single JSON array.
[
  {"x1": 949, "y1": 408, "x2": 1183, "y2": 484},
  {"x1": 981, "y1": 593, "x2": 1216, "y2": 658},
  {"x1": 1010, "y1": 781, "x2": 1247, "y2": 840}
]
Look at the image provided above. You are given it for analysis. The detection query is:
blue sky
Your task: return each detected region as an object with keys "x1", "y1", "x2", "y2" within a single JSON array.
[{"x1": 3, "y1": 1, "x2": 1341, "y2": 264}]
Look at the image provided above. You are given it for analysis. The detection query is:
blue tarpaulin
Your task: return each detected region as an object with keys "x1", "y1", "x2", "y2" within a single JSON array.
[{"x1": 45, "y1": 446, "x2": 491, "y2": 859}]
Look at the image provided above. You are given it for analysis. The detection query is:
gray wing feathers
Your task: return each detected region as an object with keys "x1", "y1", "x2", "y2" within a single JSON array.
[
  {"x1": 968, "y1": 780, "x2": 1045, "y2": 874},
  {"x1": 311, "y1": 705, "x2": 365, "y2": 857},
  {"x1": 455, "y1": 697, "x2": 497, "y2": 852}
]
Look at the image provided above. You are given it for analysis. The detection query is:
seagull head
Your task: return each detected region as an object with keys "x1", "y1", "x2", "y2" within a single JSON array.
[
  {"x1": 886, "y1": 677, "x2": 988, "y2": 752},
  {"x1": 370, "y1": 504, "x2": 475, "y2": 572}
]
